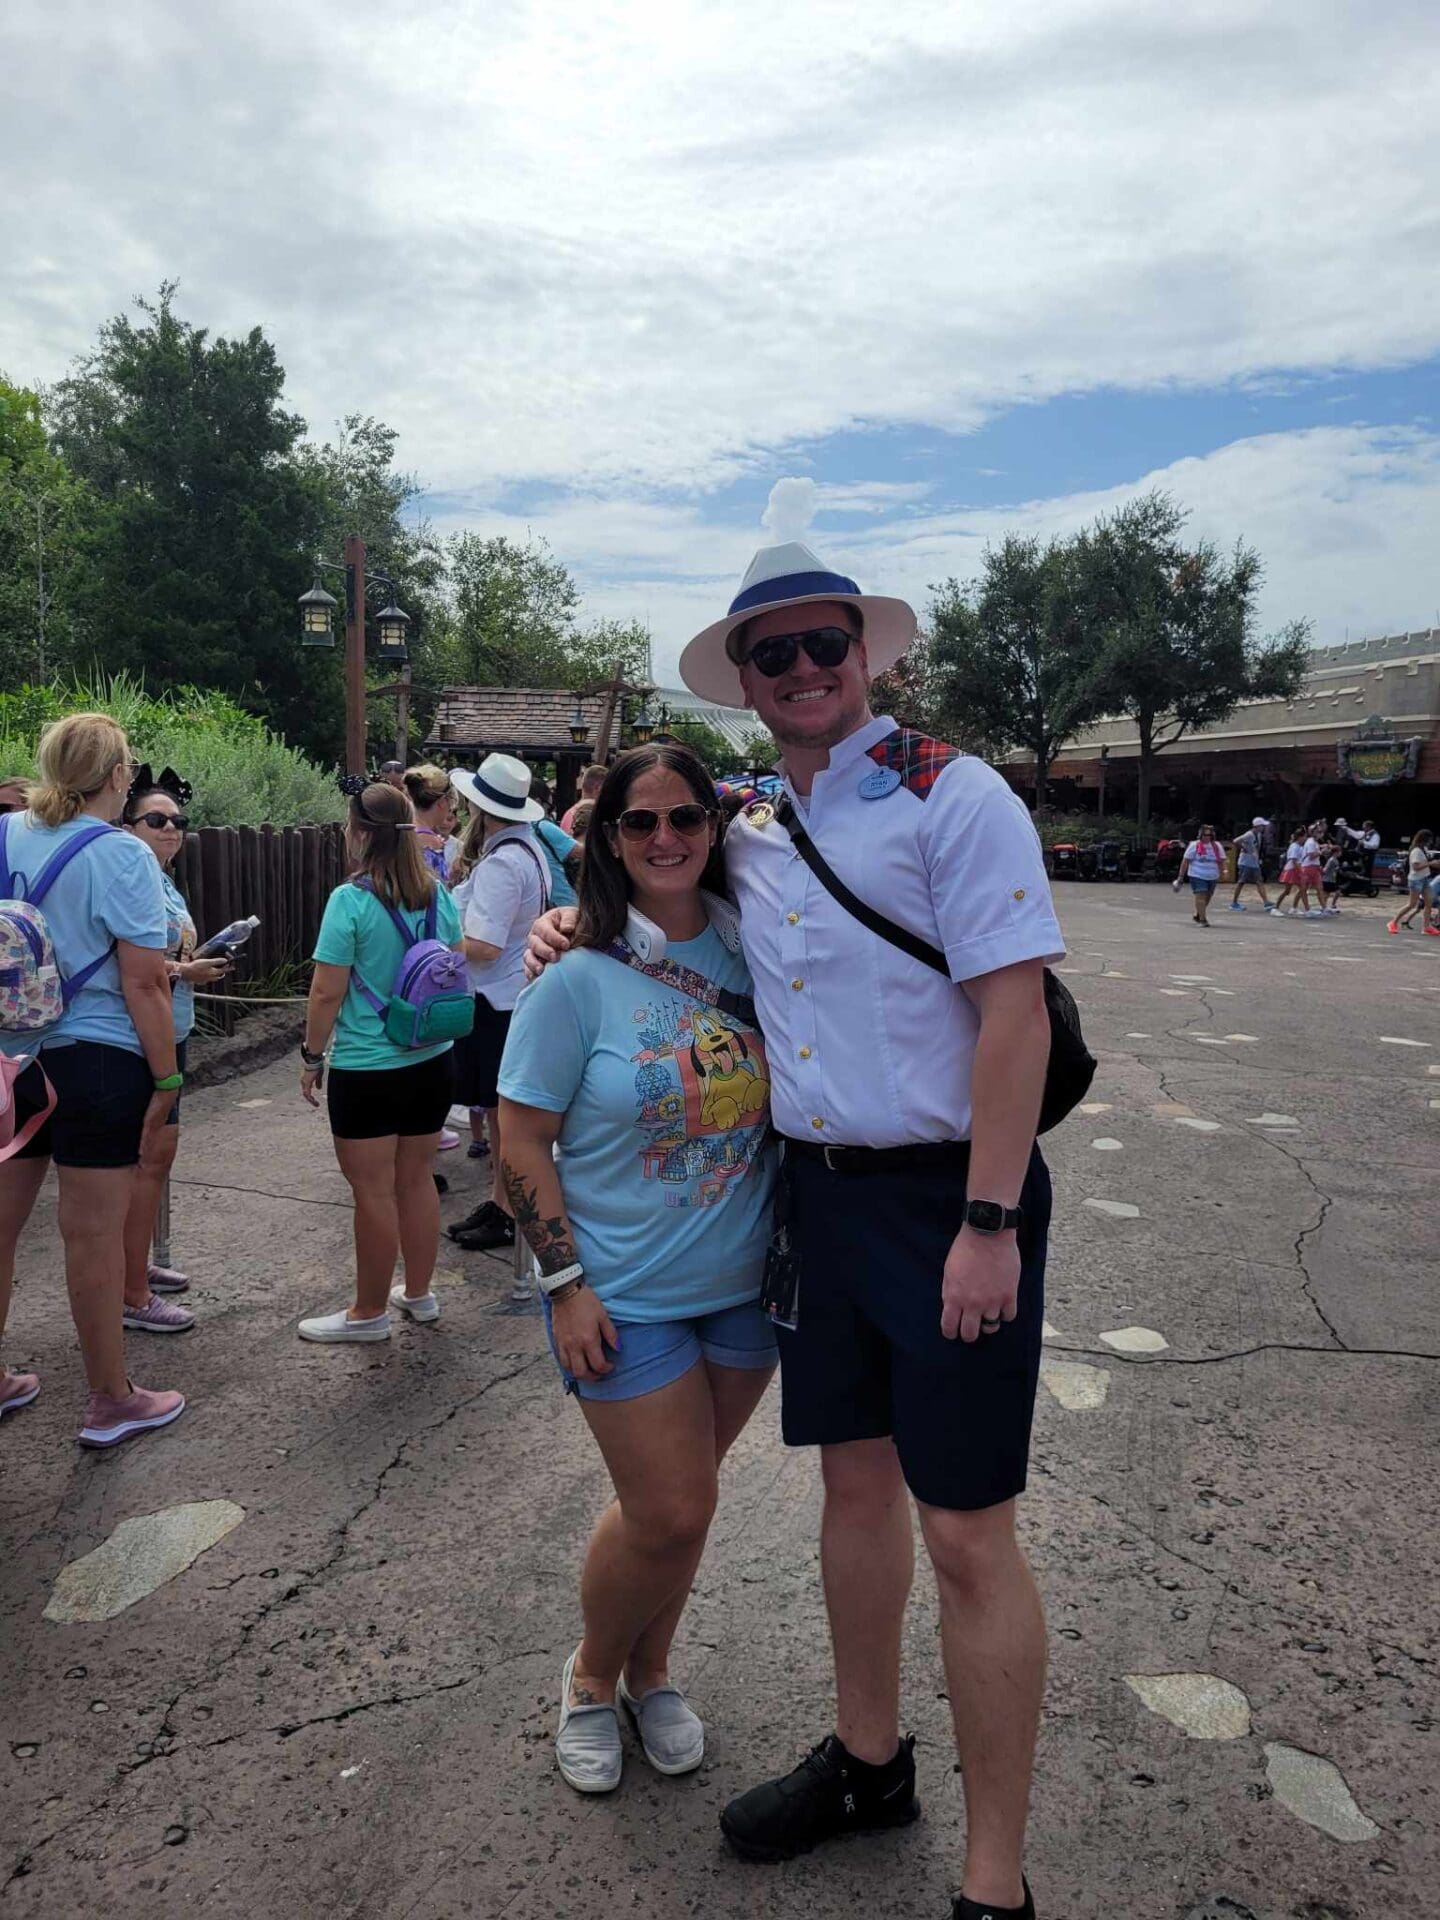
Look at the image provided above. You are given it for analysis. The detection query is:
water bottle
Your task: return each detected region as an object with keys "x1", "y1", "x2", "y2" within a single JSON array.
[{"x1": 194, "y1": 914, "x2": 260, "y2": 960}]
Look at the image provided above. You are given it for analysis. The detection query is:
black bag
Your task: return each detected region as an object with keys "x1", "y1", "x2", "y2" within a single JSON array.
[{"x1": 772, "y1": 796, "x2": 1095, "y2": 1134}]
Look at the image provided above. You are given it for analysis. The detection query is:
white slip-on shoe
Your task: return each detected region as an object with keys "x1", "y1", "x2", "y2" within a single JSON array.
[
  {"x1": 297, "y1": 1308, "x2": 391, "y2": 1344},
  {"x1": 389, "y1": 1285, "x2": 440, "y2": 1324},
  {"x1": 618, "y1": 1673, "x2": 705, "y2": 1775},
  {"x1": 556, "y1": 1650, "x2": 623, "y2": 1794}
]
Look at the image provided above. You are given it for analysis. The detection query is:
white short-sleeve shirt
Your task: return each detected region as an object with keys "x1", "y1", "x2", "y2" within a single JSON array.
[
  {"x1": 454, "y1": 825, "x2": 547, "y2": 1009},
  {"x1": 725, "y1": 716, "x2": 1065, "y2": 1147}
]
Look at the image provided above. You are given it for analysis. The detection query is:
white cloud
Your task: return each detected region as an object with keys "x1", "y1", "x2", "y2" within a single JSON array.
[
  {"x1": 3, "y1": 0, "x2": 1439, "y2": 500},
  {"x1": 430, "y1": 426, "x2": 1440, "y2": 681}
]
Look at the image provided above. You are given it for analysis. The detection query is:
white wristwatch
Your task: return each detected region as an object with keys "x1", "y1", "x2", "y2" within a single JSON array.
[{"x1": 537, "y1": 1261, "x2": 585, "y2": 1297}]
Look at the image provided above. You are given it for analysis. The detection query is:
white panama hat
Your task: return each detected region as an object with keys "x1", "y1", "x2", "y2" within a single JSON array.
[
  {"x1": 450, "y1": 752, "x2": 543, "y2": 824},
  {"x1": 678, "y1": 540, "x2": 918, "y2": 709}
]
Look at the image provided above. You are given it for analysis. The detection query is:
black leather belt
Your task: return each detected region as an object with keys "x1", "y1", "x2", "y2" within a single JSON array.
[{"x1": 781, "y1": 1137, "x2": 969, "y2": 1175}]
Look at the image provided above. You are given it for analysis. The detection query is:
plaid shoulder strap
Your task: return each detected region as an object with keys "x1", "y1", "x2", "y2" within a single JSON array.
[{"x1": 866, "y1": 727, "x2": 962, "y2": 801}]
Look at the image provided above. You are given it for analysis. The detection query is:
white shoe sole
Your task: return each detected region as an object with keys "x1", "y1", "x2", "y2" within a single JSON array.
[
  {"x1": 298, "y1": 1320, "x2": 391, "y2": 1343},
  {"x1": 557, "y1": 1651, "x2": 623, "y2": 1793},
  {"x1": 78, "y1": 1401, "x2": 185, "y2": 1448},
  {"x1": 0, "y1": 1385, "x2": 41, "y2": 1418},
  {"x1": 122, "y1": 1313, "x2": 195, "y2": 1335}
]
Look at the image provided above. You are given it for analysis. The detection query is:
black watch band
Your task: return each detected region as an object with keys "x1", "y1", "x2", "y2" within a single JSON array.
[
  {"x1": 300, "y1": 1043, "x2": 325, "y2": 1069},
  {"x1": 964, "y1": 1198, "x2": 1022, "y2": 1234}
]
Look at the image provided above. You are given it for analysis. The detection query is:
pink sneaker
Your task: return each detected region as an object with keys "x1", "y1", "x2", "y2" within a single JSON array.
[
  {"x1": 437, "y1": 1128, "x2": 461, "y2": 1151},
  {"x1": 123, "y1": 1294, "x2": 196, "y2": 1334},
  {"x1": 147, "y1": 1261, "x2": 191, "y2": 1294},
  {"x1": 78, "y1": 1382, "x2": 186, "y2": 1449},
  {"x1": 1, "y1": 1371, "x2": 40, "y2": 1419}
]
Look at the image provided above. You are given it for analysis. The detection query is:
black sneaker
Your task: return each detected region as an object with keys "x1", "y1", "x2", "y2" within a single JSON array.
[
  {"x1": 953, "y1": 1880, "x2": 1034, "y2": 1920},
  {"x1": 448, "y1": 1201, "x2": 504, "y2": 1240},
  {"x1": 452, "y1": 1207, "x2": 516, "y2": 1252},
  {"x1": 719, "y1": 1733, "x2": 918, "y2": 1862}
]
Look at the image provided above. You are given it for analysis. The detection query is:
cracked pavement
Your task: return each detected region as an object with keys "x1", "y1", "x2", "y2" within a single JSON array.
[{"x1": 1, "y1": 883, "x2": 1436, "y2": 1919}]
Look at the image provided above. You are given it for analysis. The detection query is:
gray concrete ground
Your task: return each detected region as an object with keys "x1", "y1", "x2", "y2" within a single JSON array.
[{"x1": 2, "y1": 883, "x2": 1437, "y2": 1920}]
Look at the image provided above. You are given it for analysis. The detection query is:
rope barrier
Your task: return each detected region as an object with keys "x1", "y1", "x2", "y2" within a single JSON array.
[{"x1": 193, "y1": 992, "x2": 310, "y2": 1006}]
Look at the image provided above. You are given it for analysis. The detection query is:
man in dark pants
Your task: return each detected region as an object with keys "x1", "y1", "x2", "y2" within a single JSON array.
[{"x1": 676, "y1": 540, "x2": 1065, "y2": 1920}]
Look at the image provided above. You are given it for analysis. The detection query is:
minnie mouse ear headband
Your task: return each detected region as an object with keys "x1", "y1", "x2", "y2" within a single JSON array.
[
  {"x1": 127, "y1": 764, "x2": 193, "y2": 808},
  {"x1": 338, "y1": 773, "x2": 419, "y2": 830},
  {"x1": 678, "y1": 539, "x2": 917, "y2": 709}
]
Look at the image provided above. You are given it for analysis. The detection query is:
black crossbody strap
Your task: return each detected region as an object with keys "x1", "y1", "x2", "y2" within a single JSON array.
[
  {"x1": 604, "y1": 940, "x2": 757, "y2": 1028},
  {"x1": 773, "y1": 794, "x2": 950, "y2": 977}
]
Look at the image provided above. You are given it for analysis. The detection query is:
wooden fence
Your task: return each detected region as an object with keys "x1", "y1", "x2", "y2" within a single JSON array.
[{"x1": 174, "y1": 825, "x2": 347, "y2": 987}]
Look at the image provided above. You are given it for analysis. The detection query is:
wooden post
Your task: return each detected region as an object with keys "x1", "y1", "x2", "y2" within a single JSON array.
[
  {"x1": 345, "y1": 533, "x2": 366, "y2": 776},
  {"x1": 394, "y1": 663, "x2": 412, "y2": 768}
]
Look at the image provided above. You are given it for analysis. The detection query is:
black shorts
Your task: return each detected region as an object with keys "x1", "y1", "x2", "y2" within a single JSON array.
[
  {"x1": 776, "y1": 1144, "x2": 1051, "y2": 1512},
  {"x1": 451, "y1": 995, "x2": 512, "y2": 1110},
  {"x1": 11, "y1": 1040, "x2": 155, "y2": 1170},
  {"x1": 326, "y1": 1049, "x2": 456, "y2": 1142}
]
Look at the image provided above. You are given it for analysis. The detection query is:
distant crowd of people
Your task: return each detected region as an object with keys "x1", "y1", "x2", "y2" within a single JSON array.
[{"x1": 1172, "y1": 814, "x2": 1438, "y2": 931}]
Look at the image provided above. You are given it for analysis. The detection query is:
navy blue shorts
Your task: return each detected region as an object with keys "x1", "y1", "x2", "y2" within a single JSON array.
[{"x1": 776, "y1": 1144, "x2": 1051, "y2": 1512}]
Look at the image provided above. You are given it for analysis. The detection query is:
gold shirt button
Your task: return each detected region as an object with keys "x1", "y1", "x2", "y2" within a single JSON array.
[
  {"x1": 811, "y1": 1116, "x2": 825, "y2": 1130},
  {"x1": 787, "y1": 911, "x2": 800, "y2": 924},
  {"x1": 791, "y1": 978, "x2": 804, "y2": 991},
  {"x1": 798, "y1": 1046, "x2": 812, "y2": 1060}
]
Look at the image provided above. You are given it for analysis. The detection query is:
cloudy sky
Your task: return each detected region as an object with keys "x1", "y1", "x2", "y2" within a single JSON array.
[{"x1": 7, "y1": 0, "x2": 1440, "y2": 681}]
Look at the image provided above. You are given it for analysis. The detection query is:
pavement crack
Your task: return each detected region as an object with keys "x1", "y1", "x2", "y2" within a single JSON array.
[
  {"x1": 1249, "y1": 1129, "x2": 1346, "y2": 1350},
  {"x1": 1047, "y1": 1341, "x2": 1440, "y2": 1366}
]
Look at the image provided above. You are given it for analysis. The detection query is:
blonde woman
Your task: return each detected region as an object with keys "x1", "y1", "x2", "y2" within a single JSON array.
[
  {"x1": 0, "y1": 714, "x2": 186, "y2": 1447},
  {"x1": 402, "y1": 763, "x2": 458, "y2": 883}
]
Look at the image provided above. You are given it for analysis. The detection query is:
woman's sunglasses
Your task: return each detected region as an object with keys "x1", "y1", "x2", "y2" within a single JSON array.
[
  {"x1": 742, "y1": 625, "x2": 855, "y2": 680},
  {"x1": 134, "y1": 810, "x2": 188, "y2": 831},
  {"x1": 614, "y1": 804, "x2": 715, "y2": 841}
]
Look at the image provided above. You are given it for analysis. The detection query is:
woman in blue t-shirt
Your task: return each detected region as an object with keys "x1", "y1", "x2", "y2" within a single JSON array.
[
  {"x1": 500, "y1": 744, "x2": 777, "y2": 1795},
  {"x1": 297, "y1": 780, "x2": 464, "y2": 1343},
  {"x1": 117, "y1": 770, "x2": 232, "y2": 1335}
]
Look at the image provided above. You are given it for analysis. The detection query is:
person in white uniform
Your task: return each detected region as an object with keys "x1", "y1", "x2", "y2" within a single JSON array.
[{"x1": 530, "y1": 540, "x2": 1065, "y2": 1920}]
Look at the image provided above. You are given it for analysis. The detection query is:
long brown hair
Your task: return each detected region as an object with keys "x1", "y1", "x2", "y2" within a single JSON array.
[
  {"x1": 347, "y1": 781, "x2": 433, "y2": 912},
  {"x1": 573, "y1": 744, "x2": 727, "y2": 952}
]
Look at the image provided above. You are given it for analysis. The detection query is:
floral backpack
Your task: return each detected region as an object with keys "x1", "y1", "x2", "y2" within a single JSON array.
[{"x1": 0, "y1": 815, "x2": 118, "y2": 1034}]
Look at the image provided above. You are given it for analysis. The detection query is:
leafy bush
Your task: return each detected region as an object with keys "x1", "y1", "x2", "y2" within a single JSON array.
[
  {"x1": 1034, "y1": 810, "x2": 1186, "y2": 847},
  {"x1": 0, "y1": 675, "x2": 345, "y2": 827}
]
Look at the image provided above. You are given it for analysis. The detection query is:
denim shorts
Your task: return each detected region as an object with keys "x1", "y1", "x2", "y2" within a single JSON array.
[
  {"x1": 1189, "y1": 878, "x2": 1217, "y2": 896},
  {"x1": 542, "y1": 1296, "x2": 778, "y2": 1403}
]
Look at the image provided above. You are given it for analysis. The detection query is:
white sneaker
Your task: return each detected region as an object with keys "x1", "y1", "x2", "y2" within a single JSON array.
[
  {"x1": 389, "y1": 1285, "x2": 440, "y2": 1324},
  {"x1": 618, "y1": 1673, "x2": 705, "y2": 1775},
  {"x1": 556, "y1": 1650, "x2": 623, "y2": 1793},
  {"x1": 297, "y1": 1308, "x2": 391, "y2": 1343}
]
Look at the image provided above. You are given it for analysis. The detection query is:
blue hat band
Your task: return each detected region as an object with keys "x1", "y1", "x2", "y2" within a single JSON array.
[{"x1": 728, "y1": 569, "x2": 861, "y2": 618}]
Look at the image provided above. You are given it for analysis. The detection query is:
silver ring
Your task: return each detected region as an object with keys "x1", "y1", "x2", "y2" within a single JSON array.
[{"x1": 981, "y1": 1315, "x2": 1002, "y2": 1332}]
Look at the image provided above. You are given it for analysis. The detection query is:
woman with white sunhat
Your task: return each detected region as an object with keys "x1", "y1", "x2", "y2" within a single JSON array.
[{"x1": 445, "y1": 754, "x2": 552, "y2": 1253}]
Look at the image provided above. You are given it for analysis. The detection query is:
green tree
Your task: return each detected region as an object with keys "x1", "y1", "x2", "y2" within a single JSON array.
[
  {"x1": 0, "y1": 378, "x2": 102, "y2": 686},
  {"x1": 566, "y1": 617, "x2": 652, "y2": 692},
  {"x1": 1075, "y1": 491, "x2": 1311, "y2": 825},
  {"x1": 928, "y1": 534, "x2": 1100, "y2": 797},
  {"x1": 442, "y1": 531, "x2": 580, "y2": 684},
  {"x1": 870, "y1": 630, "x2": 947, "y2": 741},
  {"x1": 46, "y1": 284, "x2": 332, "y2": 751}
]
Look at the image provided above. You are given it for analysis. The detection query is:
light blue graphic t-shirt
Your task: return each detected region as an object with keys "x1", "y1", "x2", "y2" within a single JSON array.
[
  {"x1": 0, "y1": 812, "x2": 168, "y2": 1058},
  {"x1": 499, "y1": 926, "x2": 776, "y2": 1320},
  {"x1": 312, "y1": 880, "x2": 463, "y2": 1072}
]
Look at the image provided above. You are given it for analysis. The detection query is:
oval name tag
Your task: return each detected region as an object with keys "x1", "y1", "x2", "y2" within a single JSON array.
[{"x1": 859, "y1": 766, "x2": 902, "y2": 801}]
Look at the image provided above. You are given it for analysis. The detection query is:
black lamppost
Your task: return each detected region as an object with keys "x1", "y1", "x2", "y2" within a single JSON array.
[{"x1": 297, "y1": 535, "x2": 412, "y2": 775}]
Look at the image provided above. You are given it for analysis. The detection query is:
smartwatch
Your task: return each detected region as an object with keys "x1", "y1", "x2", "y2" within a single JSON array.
[
  {"x1": 538, "y1": 1261, "x2": 585, "y2": 1298},
  {"x1": 964, "y1": 1199, "x2": 1022, "y2": 1234},
  {"x1": 300, "y1": 1043, "x2": 326, "y2": 1069}
]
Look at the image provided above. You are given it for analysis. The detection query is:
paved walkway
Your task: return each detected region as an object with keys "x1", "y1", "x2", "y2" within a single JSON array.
[{"x1": 2, "y1": 885, "x2": 1436, "y2": 1919}]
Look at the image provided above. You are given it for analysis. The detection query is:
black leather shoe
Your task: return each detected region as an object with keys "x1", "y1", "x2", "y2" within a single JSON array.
[
  {"x1": 451, "y1": 1207, "x2": 516, "y2": 1251},
  {"x1": 953, "y1": 1877, "x2": 1035, "y2": 1919},
  {"x1": 720, "y1": 1734, "x2": 919, "y2": 1862},
  {"x1": 448, "y1": 1201, "x2": 505, "y2": 1241}
]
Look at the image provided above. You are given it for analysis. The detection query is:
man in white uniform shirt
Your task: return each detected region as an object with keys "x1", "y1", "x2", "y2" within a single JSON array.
[
  {"x1": 691, "y1": 545, "x2": 1061, "y2": 1920},
  {"x1": 528, "y1": 540, "x2": 1064, "y2": 1920}
]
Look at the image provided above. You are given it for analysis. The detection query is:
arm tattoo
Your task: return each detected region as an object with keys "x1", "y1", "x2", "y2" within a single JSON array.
[{"x1": 501, "y1": 1160, "x2": 579, "y2": 1276}]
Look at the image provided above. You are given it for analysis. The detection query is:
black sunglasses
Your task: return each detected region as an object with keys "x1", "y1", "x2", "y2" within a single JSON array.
[
  {"x1": 613, "y1": 804, "x2": 715, "y2": 841},
  {"x1": 742, "y1": 625, "x2": 856, "y2": 680},
  {"x1": 134, "y1": 810, "x2": 189, "y2": 831}
]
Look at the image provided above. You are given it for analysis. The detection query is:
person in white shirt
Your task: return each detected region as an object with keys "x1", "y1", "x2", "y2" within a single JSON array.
[
  {"x1": 444, "y1": 755, "x2": 549, "y2": 1252},
  {"x1": 1297, "y1": 825, "x2": 1326, "y2": 918},
  {"x1": 530, "y1": 538, "x2": 1064, "y2": 1919},
  {"x1": 1173, "y1": 825, "x2": 1225, "y2": 926},
  {"x1": 1274, "y1": 830, "x2": 1306, "y2": 914},
  {"x1": 1229, "y1": 818, "x2": 1273, "y2": 913}
]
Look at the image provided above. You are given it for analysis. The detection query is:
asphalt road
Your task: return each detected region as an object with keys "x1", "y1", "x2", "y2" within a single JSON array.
[{"x1": 2, "y1": 882, "x2": 1436, "y2": 1920}]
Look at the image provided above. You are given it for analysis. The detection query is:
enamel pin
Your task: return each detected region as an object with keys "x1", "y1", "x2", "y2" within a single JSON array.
[{"x1": 858, "y1": 766, "x2": 902, "y2": 801}]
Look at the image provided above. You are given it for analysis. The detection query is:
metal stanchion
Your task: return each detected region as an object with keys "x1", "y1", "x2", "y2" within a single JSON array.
[
  {"x1": 151, "y1": 1174, "x2": 173, "y2": 1270},
  {"x1": 510, "y1": 1221, "x2": 535, "y2": 1305}
]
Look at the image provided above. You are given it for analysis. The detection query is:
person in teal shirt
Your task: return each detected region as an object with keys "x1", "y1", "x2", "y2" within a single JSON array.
[
  {"x1": 499, "y1": 743, "x2": 776, "y2": 1798},
  {"x1": 297, "y1": 780, "x2": 464, "y2": 1345}
]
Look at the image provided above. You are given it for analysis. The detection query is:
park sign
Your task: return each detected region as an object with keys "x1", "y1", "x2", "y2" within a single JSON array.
[{"x1": 1337, "y1": 713, "x2": 1422, "y2": 786}]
